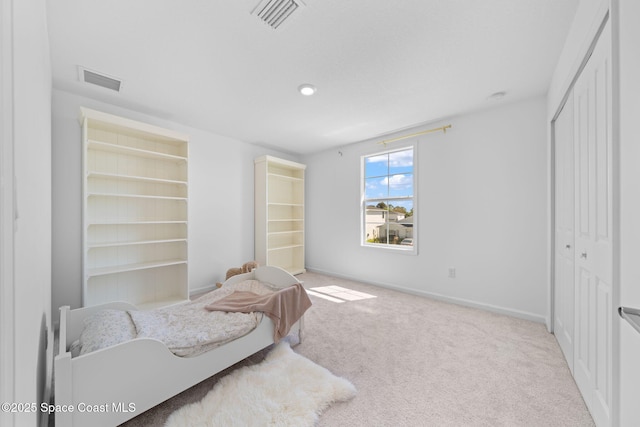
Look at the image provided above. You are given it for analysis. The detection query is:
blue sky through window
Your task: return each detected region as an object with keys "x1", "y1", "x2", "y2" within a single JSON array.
[{"x1": 364, "y1": 148, "x2": 413, "y2": 200}]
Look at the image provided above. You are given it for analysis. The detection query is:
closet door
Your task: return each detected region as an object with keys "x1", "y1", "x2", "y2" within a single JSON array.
[
  {"x1": 554, "y1": 91, "x2": 575, "y2": 372},
  {"x1": 573, "y1": 21, "x2": 612, "y2": 427}
]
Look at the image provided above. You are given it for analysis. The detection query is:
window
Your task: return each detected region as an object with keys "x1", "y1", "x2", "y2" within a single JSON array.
[{"x1": 362, "y1": 146, "x2": 415, "y2": 250}]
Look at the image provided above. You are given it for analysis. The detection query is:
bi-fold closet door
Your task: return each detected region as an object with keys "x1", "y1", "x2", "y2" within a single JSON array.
[
  {"x1": 554, "y1": 90, "x2": 575, "y2": 373},
  {"x1": 554, "y1": 20, "x2": 613, "y2": 427}
]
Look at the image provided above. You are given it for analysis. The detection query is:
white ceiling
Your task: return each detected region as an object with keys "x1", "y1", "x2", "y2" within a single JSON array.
[{"x1": 47, "y1": 0, "x2": 578, "y2": 155}]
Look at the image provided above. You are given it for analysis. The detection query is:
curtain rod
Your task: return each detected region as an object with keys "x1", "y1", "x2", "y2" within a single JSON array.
[{"x1": 378, "y1": 124, "x2": 452, "y2": 146}]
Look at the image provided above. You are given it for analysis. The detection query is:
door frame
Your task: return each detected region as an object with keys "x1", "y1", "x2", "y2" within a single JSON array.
[
  {"x1": 550, "y1": 95, "x2": 576, "y2": 372},
  {"x1": 0, "y1": 0, "x2": 15, "y2": 426}
]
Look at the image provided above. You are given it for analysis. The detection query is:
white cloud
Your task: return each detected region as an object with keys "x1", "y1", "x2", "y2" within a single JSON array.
[
  {"x1": 389, "y1": 149, "x2": 413, "y2": 168},
  {"x1": 381, "y1": 174, "x2": 412, "y2": 188},
  {"x1": 366, "y1": 148, "x2": 413, "y2": 168},
  {"x1": 366, "y1": 154, "x2": 387, "y2": 164}
]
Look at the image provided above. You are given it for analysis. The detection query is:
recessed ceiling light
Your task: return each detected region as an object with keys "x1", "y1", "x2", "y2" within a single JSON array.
[
  {"x1": 298, "y1": 84, "x2": 317, "y2": 96},
  {"x1": 488, "y1": 91, "x2": 507, "y2": 101}
]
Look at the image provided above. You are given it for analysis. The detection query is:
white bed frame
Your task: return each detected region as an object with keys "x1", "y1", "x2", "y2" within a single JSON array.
[{"x1": 54, "y1": 266, "x2": 304, "y2": 427}]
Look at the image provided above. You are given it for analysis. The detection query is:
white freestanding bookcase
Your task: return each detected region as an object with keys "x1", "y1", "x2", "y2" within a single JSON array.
[
  {"x1": 254, "y1": 155, "x2": 306, "y2": 275},
  {"x1": 81, "y1": 108, "x2": 189, "y2": 309}
]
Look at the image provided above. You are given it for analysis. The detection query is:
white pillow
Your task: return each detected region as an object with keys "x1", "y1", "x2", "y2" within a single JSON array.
[{"x1": 78, "y1": 309, "x2": 137, "y2": 356}]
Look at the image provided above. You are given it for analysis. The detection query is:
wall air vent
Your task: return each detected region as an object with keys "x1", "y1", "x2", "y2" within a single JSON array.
[
  {"x1": 251, "y1": 0, "x2": 305, "y2": 29},
  {"x1": 78, "y1": 67, "x2": 122, "y2": 92}
]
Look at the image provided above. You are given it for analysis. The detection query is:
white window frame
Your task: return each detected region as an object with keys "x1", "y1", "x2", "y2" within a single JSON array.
[{"x1": 361, "y1": 144, "x2": 417, "y2": 255}]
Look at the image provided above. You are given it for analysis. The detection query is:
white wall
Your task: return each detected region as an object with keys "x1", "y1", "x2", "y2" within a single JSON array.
[
  {"x1": 547, "y1": 0, "x2": 610, "y2": 113},
  {"x1": 0, "y1": 1, "x2": 15, "y2": 425},
  {"x1": 51, "y1": 89, "x2": 297, "y2": 315},
  {"x1": 2, "y1": 0, "x2": 53, "y2": 426},
  {"x1": 303, "y1": 96, "x2": 549, "y2": 322}
]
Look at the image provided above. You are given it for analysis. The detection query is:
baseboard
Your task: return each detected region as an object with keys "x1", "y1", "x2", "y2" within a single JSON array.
[
  {"x1": 189, "y1": 284, "x2": 217, "y2": 298},
  {"x1": 305, "y1": 266, "x2": 547, "y2": 324}
]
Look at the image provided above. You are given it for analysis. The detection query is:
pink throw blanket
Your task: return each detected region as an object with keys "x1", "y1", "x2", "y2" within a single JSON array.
[{"x1": 205, "y1": 283, "x2": 312, "y2": 342}]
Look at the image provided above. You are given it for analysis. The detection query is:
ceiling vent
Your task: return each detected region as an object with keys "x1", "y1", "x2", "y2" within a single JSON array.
[
  {"x1": 251, "y1": 0, "x2": 305, "y2": 29},
  {"x1": 78, "y1": 66, "x2": 122, "y2": 92}
]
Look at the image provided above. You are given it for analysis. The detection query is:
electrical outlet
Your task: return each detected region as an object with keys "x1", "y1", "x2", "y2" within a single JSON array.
[{"x1": 448, "y1": 268, "x2": 456, "y2": 278}]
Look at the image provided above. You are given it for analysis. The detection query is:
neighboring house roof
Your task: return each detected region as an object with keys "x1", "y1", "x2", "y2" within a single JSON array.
[
  {"x1": 366, "y1": 208, "x2": 412, "y2": 222},
  {"x1": 377, "y1": 223, "x2": 409, "y2": 230}
]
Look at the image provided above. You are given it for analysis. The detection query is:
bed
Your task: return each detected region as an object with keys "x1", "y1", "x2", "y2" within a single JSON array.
[{"x1": 54, "y1": 266, "x2": 307, "y2": 427}]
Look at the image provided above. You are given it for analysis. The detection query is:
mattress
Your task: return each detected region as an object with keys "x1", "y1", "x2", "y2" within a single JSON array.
[{"x1": 73, "y1": 279, "x2": 282, "y2": 358}]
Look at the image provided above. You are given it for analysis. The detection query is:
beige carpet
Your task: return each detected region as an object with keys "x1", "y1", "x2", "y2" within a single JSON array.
[{"x1": 121, "y1": 271, "x2": 594, "y2": 427}]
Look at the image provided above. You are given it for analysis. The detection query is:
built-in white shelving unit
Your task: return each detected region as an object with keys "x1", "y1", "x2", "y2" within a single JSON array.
[
  {"x1": 81, "y1": 108, "x2": 189, "y2": 309},
  {"x1": 255, "y1": 155, "x2": 306, "y2": 275}
]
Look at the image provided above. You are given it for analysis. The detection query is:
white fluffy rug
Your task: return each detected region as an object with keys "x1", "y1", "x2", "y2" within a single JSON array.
[{"x1": 165, "y1": 342, "x2": 356, "y2": 427}]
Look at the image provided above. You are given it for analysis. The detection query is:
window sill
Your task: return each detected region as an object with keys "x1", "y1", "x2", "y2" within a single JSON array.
[{"x1": 361, "y1": 243, "x2": 417, "y2": 255}]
